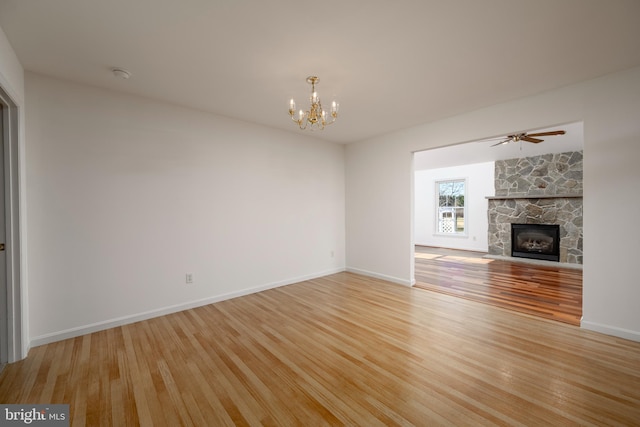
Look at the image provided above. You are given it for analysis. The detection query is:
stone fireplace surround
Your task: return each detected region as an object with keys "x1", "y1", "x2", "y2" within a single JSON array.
[{"x1": 487, "y1": 151, "x2": 583, "y2": 264}]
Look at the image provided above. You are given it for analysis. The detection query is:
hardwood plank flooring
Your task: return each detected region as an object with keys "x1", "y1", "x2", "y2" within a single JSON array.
[
  {"x1": 2, "y1": 272, "x2": 638, "y2": 426},
  {"x1": 414, "y1": 246, "x2": 583, "y2": 326}
]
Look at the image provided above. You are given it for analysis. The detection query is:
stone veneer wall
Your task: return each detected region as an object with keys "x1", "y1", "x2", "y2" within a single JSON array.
[{"x1": 488, "y1": 151, "x2": 583, "y2": 264}]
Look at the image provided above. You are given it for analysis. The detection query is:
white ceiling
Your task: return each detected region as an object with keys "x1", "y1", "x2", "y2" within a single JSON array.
[{"x1": 1, "y1": 0, "x2": 640, "y2": 144}]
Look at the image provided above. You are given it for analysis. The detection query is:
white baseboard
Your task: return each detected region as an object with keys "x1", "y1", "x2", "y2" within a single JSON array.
[
  {"x1": 29, "y1": 267, "x2": 345, "y2": 348},
  {"x1": 346, "y1": 267, "x2": 414, "y2": 286},
  {"x1": 581, "y1": 320, "x2": 640, "y2": 343}
]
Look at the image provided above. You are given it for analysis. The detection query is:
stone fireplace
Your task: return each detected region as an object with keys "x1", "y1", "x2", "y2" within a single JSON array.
[{"x1": 487, "y1": 151, "x2": 583, "y2": 264}]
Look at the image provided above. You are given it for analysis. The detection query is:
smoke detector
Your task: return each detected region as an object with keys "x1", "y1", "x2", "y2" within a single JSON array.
[{"x1": 111, "y1": 68, "x2": 131, "y2": 79}]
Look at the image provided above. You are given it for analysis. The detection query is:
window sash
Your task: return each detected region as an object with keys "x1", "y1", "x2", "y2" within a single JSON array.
[{"x1": 436, "y1": 179, "x2": 466, "y2": 235}]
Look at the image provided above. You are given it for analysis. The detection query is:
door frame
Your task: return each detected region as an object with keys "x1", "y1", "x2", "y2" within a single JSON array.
[{"x1": 0, "y1": 84, "x2": 24, "y2": 364}]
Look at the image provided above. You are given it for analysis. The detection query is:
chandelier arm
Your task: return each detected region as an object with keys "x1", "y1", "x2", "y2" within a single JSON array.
[
  {"x1": 322, "y1": 110, "x2": 337, "y2": 126},
  {"x1": 299, "y1": 111, "x2": 309, "y2": 130}
]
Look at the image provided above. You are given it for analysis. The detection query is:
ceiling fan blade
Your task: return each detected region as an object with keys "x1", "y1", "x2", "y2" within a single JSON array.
[
  {"x1": 491, "y1": 139, "x2": 511, "y2": 147},
  {"x1": 527, "y1": 130, "x2": 566, "y2": 137},
  {"x1": 521, "y1": 136, "x2": 543, "y2": 143},
  {"x1": 479, "y1": 136, "x2": 510, "y2": 142}
]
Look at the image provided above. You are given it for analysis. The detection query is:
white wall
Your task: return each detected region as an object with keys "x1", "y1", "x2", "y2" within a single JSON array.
[
  {"x1": 414, "y1": 162, "x2": 493, "y2": 252},
  {"x1": 25, "y1": 73, "x2": 345, "y2": 344},
  {"x1": 346, "y1": 65, "x2": 640, "y2": 342}
]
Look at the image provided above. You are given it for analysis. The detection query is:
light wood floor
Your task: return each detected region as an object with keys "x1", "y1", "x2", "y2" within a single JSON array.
[
  {"x1": 414, "y1": 246, "x2": 583, "y2": 326},
  {"x1": 1, "y1": 272, "x2": 639, "y2": 425}
]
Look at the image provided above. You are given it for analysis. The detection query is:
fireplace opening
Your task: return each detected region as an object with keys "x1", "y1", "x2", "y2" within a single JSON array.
[{"x1": 511, "y1": 223, "x2": 560, "y2": 262}]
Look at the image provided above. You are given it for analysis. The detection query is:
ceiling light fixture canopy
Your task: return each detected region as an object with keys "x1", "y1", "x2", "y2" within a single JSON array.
[{"x1": 288, "y1": 76, "x2": 338, "y2": 130}]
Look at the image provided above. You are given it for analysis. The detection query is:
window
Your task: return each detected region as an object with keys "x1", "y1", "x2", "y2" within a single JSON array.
[{"x1": 436, "y1": 179, "x2": 466, "y2": 234}]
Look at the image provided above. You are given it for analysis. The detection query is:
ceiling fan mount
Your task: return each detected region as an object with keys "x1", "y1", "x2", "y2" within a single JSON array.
[{"x1": 491, "y1": 130, "x2": 566, "y2": 146}]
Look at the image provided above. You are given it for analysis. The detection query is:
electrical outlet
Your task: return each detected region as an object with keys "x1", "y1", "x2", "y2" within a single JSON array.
[
  {"x1": 331, "y1": 250, "x2": 335, "y2": 258},
  {"x1": 185, "y1": 273, "x2": 193, "y2": 284}
]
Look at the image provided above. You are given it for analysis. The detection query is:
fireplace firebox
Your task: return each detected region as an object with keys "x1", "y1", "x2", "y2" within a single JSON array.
[{"x1": 511, "y1": 223, "x2": 560, "y2": 262}]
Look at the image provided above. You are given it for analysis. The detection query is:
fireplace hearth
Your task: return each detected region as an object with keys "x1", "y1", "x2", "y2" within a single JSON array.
[{"x1": 511, "y1": 224, "x2": 560, "y2": 262}]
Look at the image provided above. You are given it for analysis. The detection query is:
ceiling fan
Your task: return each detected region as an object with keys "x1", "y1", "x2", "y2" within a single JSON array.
[{"x1": 491, "y1": 130, "x2": 566, "y2": 146}]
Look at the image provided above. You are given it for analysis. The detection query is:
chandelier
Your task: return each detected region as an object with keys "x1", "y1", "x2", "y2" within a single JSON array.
[{"x1": 288, "y1": 76, "x2": 339, "y2": 130}]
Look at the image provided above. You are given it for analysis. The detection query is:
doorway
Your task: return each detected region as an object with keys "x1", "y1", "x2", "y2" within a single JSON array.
[
  {"x1": 411, "y1": 123, "x2": 584, "y2": 324},
  {"x1": 0, "y1": 103, "x2": 5, "y2": 368},
  {"x1": 0, "y1": 84, "x2": 23, "y2": 366}
]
